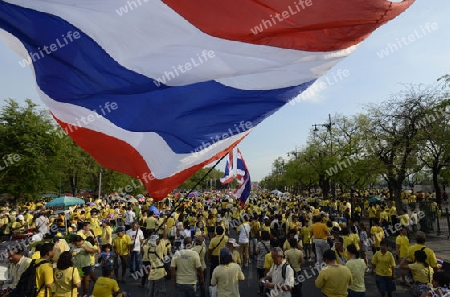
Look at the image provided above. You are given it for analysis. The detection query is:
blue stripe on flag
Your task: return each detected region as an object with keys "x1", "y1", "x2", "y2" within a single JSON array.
[{"x1": 0, "y1": 2, "x2": 315, "y2": 154}]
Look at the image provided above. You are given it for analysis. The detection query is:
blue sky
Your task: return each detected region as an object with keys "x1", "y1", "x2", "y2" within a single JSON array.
[{"x1": 0, "y1": 0, "x2": 449, "y2": 182}]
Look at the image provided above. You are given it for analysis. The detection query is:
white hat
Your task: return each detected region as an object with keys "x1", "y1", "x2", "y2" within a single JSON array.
[
  {"x1": 227, "y1": 238, "x2": 239, "y2": 248},
  {"x1": 150, "y1": 234, "x2": 159, "y2": 247},
  {"x1": 17, "y1": 215, "x2": 24, "y2": 221}
]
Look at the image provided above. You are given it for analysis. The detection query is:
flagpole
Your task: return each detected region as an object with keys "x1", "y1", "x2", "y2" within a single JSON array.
[{"x1": 152, "y1": 151, "x2": 230, "y2": 235}]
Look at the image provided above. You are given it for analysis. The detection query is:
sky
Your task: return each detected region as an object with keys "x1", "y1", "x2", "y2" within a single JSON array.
[{"x1": 0, "y1": 0, "x2": 449, "y2": 183}]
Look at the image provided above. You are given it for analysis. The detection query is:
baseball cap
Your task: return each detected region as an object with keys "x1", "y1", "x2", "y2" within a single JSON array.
[
  {"x1": 150, "y1": 234, "x2": 159, "y2": 247},
  {"x1": 220, "y1": 248, "x2": 231, "y2": 258},
  {"x1": 17, "y1": 215, "x2": 24, "y2": 221}
]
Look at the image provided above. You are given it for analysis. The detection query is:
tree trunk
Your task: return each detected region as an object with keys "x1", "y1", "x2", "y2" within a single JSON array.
[{"x1": 433, "y1": 164, "x2": 442, "y2": 206}]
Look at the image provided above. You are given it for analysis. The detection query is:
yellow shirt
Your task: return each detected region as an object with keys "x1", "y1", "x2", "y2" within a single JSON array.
[
  {"x1": 231, "y1": 250, "x2": 241, "y2": 266},
  {"x1": 146, "y1": 216, "x2": 158, "y2": 230},
  {"x1": 263, "y1": 253, "x2": 273, "y2": 270},
  {"x1": 192, "y1": 243, "x2": 207, "y2": 270},
  {"x1": 311, "y1": 222, "x2": 328, "y2": 240},
  {"x1": 209, "y1": 235, "x2": 228, "y2": 256},
  {"x1": 372, "y1": 251, "x2": 395, "y2": 277},
  {"x1": 91, "y1": 277, "x2": 120, "y2": 297},
  {"x1": 370, "y1": 226, "x2": 384, "y2": 248},
  {"x1": 395, "y1": 235, "x2": 410, "y2": 258},
  {"x1": 315, "y1": 264, "x2": 352, "y2": 297},
  {"x1": 112, "y1": 234, "x2": 132, "y2": 256},
  {"x1": 36, "y1": 259, "x2": 54, "y2": 297},
  {"x1": 148, "y1": 243, "x2": 167, "y2": 280},
  {"x1": 409, "y1": 263, "x2": 433, "y2": 284},
  {"x1": 54, "y1": 267, "x2": 81, "y2": 297},
  {"x1": 407, "y1": 244, "x2": 438, "y2": 268},
  {"x1": 346, "y1": 259, "x2": 366, "y2": 292},
  {"x1": 101, "y1": 226, "x2": 113, "y2": 245},
  {"x1": 170, "y1": 249, "x2": 201, "y2": 284},
  {"x1": 301, "y1": 226, "x2": 311, "y2": 244},
  {"x1": 210, "y1": 263, "x2": 245, "y2": 297},
  {"x1": 285, "y1": 248, "x2": 303, "y2": 272}
]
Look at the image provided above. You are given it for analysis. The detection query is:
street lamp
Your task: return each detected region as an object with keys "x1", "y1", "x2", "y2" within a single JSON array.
[{"x1": 313, "y1": 114, "x2": 335, "y2": 199}]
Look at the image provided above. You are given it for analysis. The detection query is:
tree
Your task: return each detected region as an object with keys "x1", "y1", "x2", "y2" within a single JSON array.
[
  {"x1": 0, "y1": 99, "x2": 62, "y2": 199},
  {"x1": 365, "y1": 85, "x2": 435, "y2": 208}
]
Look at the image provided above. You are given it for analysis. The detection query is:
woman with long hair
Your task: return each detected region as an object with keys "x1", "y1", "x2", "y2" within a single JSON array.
[
  {"x1": 400, "y1": 250, "x2": 434, "y2": 297},
  {"x1": 54, "y1": 251, "x2": 81, "y2": 297}
]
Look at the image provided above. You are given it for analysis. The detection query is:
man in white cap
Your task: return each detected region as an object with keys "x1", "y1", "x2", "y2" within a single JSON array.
[{"x1": 146, "y1": 234, "x2": 167, "y2": 297}]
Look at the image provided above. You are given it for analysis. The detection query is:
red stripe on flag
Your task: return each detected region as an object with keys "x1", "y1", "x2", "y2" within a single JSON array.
[
  {"x1": 163, "y1": 0, "x2": 414, "y2": 52},
  {"x1": 54, "y1": 117, "x2": 245, "y2": 201}
]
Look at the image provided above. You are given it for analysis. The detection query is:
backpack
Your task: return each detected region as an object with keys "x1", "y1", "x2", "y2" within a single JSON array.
[
  {"x1": 273, "y1": 222, "x2": 286, "y2": 241},
  {"x1": 10, "y1": 259, "x2": 50, "y2": 297},
  {"x1": 281, "y1": 263, "x2": 294, "y2": 284}
]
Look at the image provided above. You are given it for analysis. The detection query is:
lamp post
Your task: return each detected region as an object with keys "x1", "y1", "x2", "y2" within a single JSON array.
[{"x1": 313, "y1": 114, "x2": 335, "y2": 199}]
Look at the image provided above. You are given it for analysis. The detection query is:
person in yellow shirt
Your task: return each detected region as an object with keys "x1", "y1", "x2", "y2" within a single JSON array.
[
  {"x1": 399, "y1": 250, "x2": 433, "y2": 295},
  {"x1": 35, "y1": 243, "x2": 55, "y2": 297},
  {"x1": 145, "y1": 211, "x2": 158, "y2": 237},
  {"x1": 92, "y1": 267, "x2": 125, "y2": 297},
  {"x1": 406, "y1": 231, "x2": 438, "y2": 271},
  {"x1": 53, "y1": 251, "x2": 81, "y2": 297},
  {"x1": 101, "y1": 220, "x2": 113, "y2": 249},
  {"x1": 208, "y1": 225, "x2": 228, "y2": 280},
  {"x1": 371, "y1": 219, "x2": 385, "y2": 255},
  {"x1": 146, "y1": 234, "x2": 167, "y2": 296},
  {"x1": 371, "y1": 241, "x2": 396, "y2": 297},
  {"x1": 112, "y1": 226, "x2": 131, "y2": 284},
  {"x1": 226, "y1": 239, "x2": 241, "y2": 267},
  {"x1": 301, "y1": 221, "x2": 312, "y2": 261},
  {"x1": 315, "y1": 249, "x2": 352, "y2": 297},
  {"x1": 395, "y1": 227, "x2": 410, "y2": 284}
]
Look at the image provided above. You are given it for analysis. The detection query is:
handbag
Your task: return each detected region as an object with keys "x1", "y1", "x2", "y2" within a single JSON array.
[{"x1": 209, "y1": 285, "x2": 218, "y2": 297}]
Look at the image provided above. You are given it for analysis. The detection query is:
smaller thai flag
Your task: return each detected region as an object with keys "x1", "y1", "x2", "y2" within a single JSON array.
[
  {"x1": 234, "y1": 149, "x2": 251, "y2": 207},
  {"x1": 220, "y1": 151, "x2": 234, "y2": 185},
  {"x1": 437, "y1": 258, "x2": 443, "y2": 269}
]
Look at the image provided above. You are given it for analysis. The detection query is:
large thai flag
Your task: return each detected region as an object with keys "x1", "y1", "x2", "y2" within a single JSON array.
[
  {"x1": 234, "y1": 149, "x2": 251, "y2": 207},
  {"x1": 220, "y1": 151, "x2": 234, "y2": 185},
  {"x1": 0, "y1": 0, "x2": 414, "y2": 200}
]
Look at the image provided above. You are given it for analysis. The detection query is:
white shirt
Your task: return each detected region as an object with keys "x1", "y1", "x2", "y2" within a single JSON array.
[
  {"x1": 126, "y1": 228, "x2": 144, "y2": 252},
  {"x1": 6, "y1": 255, "x2": 32, "y2": 288},
  {"x1": 125, "y1": 210, "x2": 136, "y2": 225},
  {"x1": 267, "y1": 260, "x2": 295, "y2": 297},
  {"x1": 238, "y1": 223, "x2": 251, "y2": 243},
  {"x1": 35, "y1": 216, "x2": 49, "y2": 235}
]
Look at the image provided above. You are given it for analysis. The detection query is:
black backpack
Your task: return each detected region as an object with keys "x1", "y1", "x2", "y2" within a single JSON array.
[
  {"x1": 273, "y1": 222, "x2": 286, "y2": 241},
  {"x1": 10, "y1": 259, "x2": 50, "y2": 297}
]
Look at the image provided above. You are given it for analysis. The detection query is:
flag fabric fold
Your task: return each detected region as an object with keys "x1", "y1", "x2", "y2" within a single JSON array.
[
  {"x1": 0, "y1": 0, "x2": 414, "y2": 200},
  {"x1": 234, "y1": 149, "x2": 251, "y2": 208},
  {"x1": 220, "y1": 151, "x2": 234, "y2": 185}
]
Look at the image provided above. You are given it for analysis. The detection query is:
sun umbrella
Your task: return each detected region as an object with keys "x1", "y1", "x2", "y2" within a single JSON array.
[
  {"x1": 368, "y1": 197, "x2": 380, "y2": 203},
  {"x1": 46, "y1": 196, "x2": 85, "y2": 207},
  {"x1": 138, "y1": 197, "x2": 145, "y2": 202},
  {"x1": 128, "y1": 197, "x2": 138, "y2": 203},
  {"x1": 86, "y1": 202, "x2": 96, "y2": 206},
  {"x1": 188, "y1": 192, "x2": 199, "y2": 197},
  {"x1": 149, "y1": 205, "x2": 160, "y2": 215}
]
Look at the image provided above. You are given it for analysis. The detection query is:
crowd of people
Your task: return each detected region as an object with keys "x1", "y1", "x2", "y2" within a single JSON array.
[{"x1": 0, "y1": 189, "x2": 449, "y2": 297}]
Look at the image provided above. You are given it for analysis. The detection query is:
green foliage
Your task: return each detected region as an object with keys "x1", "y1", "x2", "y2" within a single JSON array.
[{"x1": 261, "y1": 80, "x2": 450, "y2": 203}]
